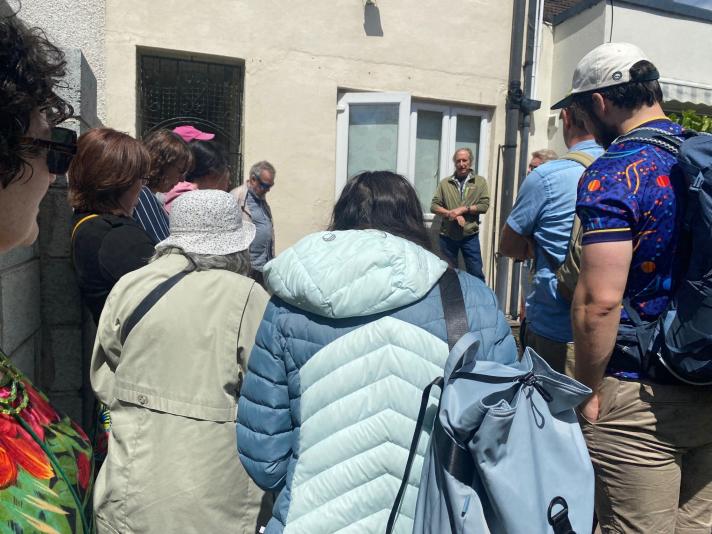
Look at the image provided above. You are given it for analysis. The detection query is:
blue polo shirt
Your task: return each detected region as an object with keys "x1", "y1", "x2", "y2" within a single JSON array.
[{"x1": 508, "y1": 140, "x2": 603, "y2": 342}]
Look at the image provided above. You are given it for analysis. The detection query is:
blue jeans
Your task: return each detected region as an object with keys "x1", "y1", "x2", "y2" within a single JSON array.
[{"x1": 439, "y1": 234, "x2": 485, "y2": 281}]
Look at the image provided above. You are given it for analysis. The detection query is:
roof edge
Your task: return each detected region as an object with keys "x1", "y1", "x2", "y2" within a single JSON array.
[
  {"x1": 552, "y1": 0, "x2": 712, "y2": 25},
  {"x1": 551, "y1": 0, "x2": 604, "y2": 25},
  {"x1": 618, "y1": 0, "x2": 712, "y2": 24}
]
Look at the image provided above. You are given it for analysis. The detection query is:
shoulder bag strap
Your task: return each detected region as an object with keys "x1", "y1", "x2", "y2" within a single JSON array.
[
  {"x1": 386, "y1": 269, "x2": 473, "y2": 534},
  {"x1": 119, "y1": 269, "x2": 192, "y2": 344},
  {"x1": 71, "y1": 214, "x2": 99, "y2": 243},
  {"x1": 439, "y1": 268, "x2": 468, "y2": 350},
  {"x1": 385, "y1": 375, "x2": 443, "y2": 534}
]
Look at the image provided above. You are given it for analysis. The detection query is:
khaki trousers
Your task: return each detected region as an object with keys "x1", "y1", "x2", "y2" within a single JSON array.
[
  {"x1": 523, "y1": 327, "x2": 575, "y2": 377},
  {"x1": 580, "y1": 376, "x2": 712, "y2": 533}
]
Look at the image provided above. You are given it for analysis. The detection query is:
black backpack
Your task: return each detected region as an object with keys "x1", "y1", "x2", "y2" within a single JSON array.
[{"x1": 607, "y1": 127, "x2": 712, "y2": 385}]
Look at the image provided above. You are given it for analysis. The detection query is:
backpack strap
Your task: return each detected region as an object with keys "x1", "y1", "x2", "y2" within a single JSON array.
[
  {"x1": 547, "y1": 496, "x2": 576, "y2": 534},
  {"x1": 119, "y1": 269, "x2": 192, "y2": 344},
  {"x1": 385, "y1": 375, "x2": 444, "y2": 534},
  {"x1": 439, "y1": 268, "x2": 468, "y2": 351},
  {"x1": 615, "y1": 126, "x2": 684, "y2": 156},
  {"x1": 561, "y1": 150, "x2": 596, "y2": 168},
  {"x1": 537, "y1": 151, "x2": 595, "y2": 272},
  {"x1": 386, "y1": 270, "x2": 474, "y2": 534}
]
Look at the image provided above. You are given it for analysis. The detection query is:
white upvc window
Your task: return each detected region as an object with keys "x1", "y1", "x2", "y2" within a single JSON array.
[
  {"x1": 335, "y1": 92, "x2": 411, "y2": 197},
  {"x1": 335, "y1": 91, "x2": 491, "y2": 216},
  {"x1": 408, "y1": 103, "x2": 490, "y2": 216}
]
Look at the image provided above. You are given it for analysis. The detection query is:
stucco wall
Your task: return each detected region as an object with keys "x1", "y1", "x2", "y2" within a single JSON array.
[
  {"x1": 606, "y1": 2, "x2": 712, "y2": 86},
  {"x1": 16, "y1": 0, "x2": 106, "y2": 124},
  {"x1": 104, "y1": 0, "x2": 515, "y2": 275},
  {"x1": 528, "y1": 22, "x2": 557, "y2": 161},
  {"x1": 541, "y1": 0, "x2": 712, "y2": 152},
  {"x1": 547, "y1": 1, "x2": 607, "y2": 154}
]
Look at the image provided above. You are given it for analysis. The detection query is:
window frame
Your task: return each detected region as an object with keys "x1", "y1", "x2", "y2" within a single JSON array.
[
  {"x1": 408, "y1": 102, "x2": 491, "y2": 221},
  {"x1": 334, "y1": 92, "x2": 492, "y2": 215},
  {"x1": 335, "y1": 91, "x2": 411, "y2": 199}
]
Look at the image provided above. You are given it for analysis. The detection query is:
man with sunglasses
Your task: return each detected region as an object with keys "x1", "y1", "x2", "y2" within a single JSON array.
[{"x1": 231, "y1": 160, "x2": 276, "y2": 285}]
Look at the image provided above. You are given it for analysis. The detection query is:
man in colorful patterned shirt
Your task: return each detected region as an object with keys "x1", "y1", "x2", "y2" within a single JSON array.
[{"x1": 555, "y1": 42, "x2": 712, "y2": 532}]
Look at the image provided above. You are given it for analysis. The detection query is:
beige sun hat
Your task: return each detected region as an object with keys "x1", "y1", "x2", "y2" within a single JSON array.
[{"x1": 156, "y1": 189, "x2": 256, "y2": 255}]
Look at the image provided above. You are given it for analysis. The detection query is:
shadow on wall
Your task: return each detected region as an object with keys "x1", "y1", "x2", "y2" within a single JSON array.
[{"x1": 364, "y1": 3, "x2": 383, "y2": 37}]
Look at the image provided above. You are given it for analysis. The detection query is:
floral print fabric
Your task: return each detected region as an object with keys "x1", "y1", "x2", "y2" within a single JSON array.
[{"x1": 0, "y1": 351, "x2": 93, "y2": 533}]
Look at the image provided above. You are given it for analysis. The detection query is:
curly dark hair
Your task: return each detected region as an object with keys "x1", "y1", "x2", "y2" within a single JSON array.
[
  {"x1": 143, "y1": 129, "x2": 193, "y2": 190},
  {"x1": 0, "y1": 13, "x2": 73, "y2": 188}
]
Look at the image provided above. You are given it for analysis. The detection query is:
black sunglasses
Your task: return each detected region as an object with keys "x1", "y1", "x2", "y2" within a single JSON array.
[
  {"x1": 253, "y1": 176, "x2": 273, "y2": 191},
  {"x1": 20, "y1": 127, "x2": 78, "y2": 175}
]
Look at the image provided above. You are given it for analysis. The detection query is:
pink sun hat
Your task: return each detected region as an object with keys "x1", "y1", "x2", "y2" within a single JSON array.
[{"x1": 172, "y1": 125, "x2": 215, "y2": 143}]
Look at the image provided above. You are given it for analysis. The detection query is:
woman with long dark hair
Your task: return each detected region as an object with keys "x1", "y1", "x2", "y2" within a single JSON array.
[{"x1": 237, "y1": 171, "x2": 516, "y2": 533}]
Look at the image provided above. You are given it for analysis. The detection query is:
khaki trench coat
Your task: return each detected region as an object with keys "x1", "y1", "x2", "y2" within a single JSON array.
[{"x1": 91, "y1": 253, "x2": 270, "y2": 534}]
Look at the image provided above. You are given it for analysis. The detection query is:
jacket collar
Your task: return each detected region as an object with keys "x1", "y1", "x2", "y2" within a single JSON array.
[{"x1": 448, "y1": 169, "x2": 475, "y2": 185}]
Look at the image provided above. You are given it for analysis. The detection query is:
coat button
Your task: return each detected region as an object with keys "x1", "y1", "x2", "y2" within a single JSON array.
[{"x1": 137, "y1": 394, "x2": 148, "y2": 405}]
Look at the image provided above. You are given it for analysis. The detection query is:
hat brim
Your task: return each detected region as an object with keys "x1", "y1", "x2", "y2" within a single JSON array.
[
  {"x1": 551, "y1": 93, "x2": 573, "y2": 110},
  {"x1": 155, "y1": 220, "x2": 256, "y2": 256}
]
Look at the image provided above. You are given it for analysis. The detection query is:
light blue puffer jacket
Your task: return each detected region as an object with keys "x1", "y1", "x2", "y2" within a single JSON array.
[{"x1": 237, "y1": 230, "x2": 517, "y2": 533}]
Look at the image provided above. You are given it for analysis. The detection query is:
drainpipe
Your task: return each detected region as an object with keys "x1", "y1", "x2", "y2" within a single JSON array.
[
  {"x1": 494, "y1": 0, "x2": 529, "y2": 311},
  {"x1": 508, "y1": 0, "x2": 543, "y2": 318}
]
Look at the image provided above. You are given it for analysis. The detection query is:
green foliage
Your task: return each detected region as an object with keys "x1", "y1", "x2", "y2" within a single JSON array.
[{"x1": 669, "y1": 109, "x2": 712, "y2": 133}]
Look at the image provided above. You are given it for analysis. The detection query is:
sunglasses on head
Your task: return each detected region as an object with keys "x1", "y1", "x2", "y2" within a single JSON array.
[{"x1": 20, "y1": 126, "x2": 78, "y2": 175}]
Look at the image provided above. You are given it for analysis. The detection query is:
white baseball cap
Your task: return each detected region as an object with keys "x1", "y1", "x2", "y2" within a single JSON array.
[{"x1": 551, "y1": 42, "x2": 659, "y2": 109}]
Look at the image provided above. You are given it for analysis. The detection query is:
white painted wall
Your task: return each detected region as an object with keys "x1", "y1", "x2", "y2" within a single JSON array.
[
  {"x1": 606, "y1": 2, "x2": 712, "y2": 86},
  {"x1": 528, "y1": 22, "x2": 557, "y2": 162},
  {"x1": 546, "y1": 1, "x2": 607, "y2": 154},
  {"x1": 540, "y1": 0, "x2": 712, "y2": 151},
  {"x1": 104, "y1": 0, "x2": 515, "y2": 276}
]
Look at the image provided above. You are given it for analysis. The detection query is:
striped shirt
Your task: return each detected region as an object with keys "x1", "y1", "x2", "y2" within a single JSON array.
[{"x1": 133, "y1": 186, "x2": 169, "y2": 244}]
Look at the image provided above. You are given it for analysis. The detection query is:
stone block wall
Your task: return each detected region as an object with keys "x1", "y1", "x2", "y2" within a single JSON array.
[
  {"x1": 0, "y1": 245, "x2": 42, "y2": 380},
  {"x1": 0, "y1": 40, "x2": 100, "y2": 425},
  {"x1": 38, "y1": 48, "x2": 100, "y2": 425}
]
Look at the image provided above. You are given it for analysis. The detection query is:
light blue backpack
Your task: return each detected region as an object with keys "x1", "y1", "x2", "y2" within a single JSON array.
[{"x1": 387, "y1": 270, "x2": 594, "y2": 534}]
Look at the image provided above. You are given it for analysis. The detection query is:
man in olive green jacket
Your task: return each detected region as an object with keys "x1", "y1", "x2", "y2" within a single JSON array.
[{"x1": 431, "y1": 147, "x2": 490, "y2": 280}]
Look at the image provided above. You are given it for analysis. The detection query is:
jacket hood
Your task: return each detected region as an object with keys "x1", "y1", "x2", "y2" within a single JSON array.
[{"x1": 264, "y1": 230, "x2": 447, "y2": 319}]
